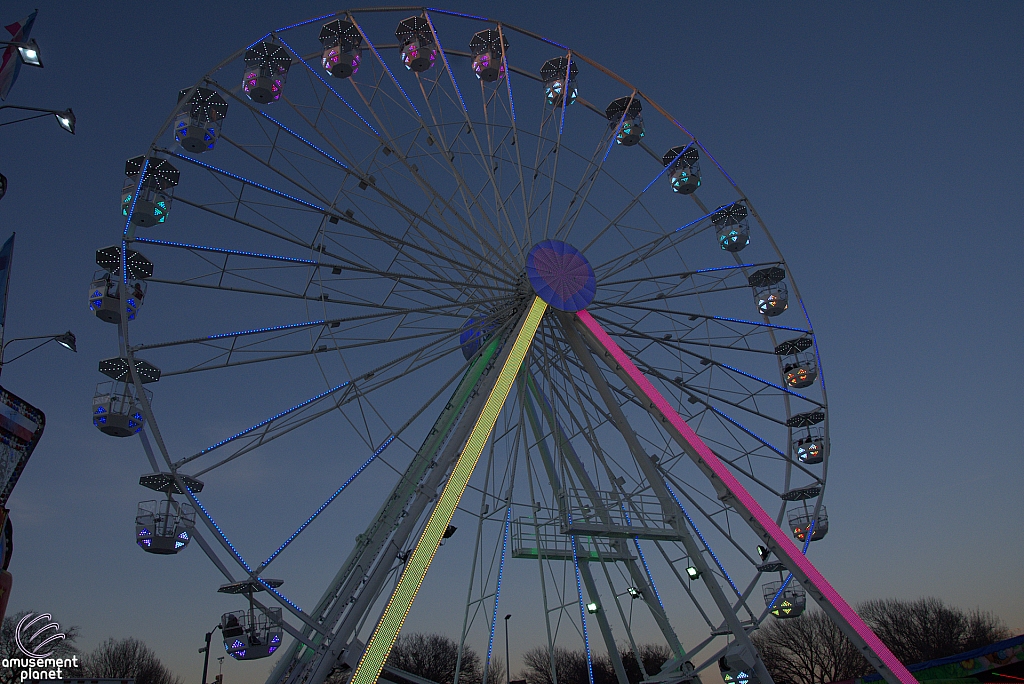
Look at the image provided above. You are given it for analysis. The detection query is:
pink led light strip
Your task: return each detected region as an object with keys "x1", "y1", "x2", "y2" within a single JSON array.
[{"x1": 574, "y1": 309, "x2": 914, "y2": 684}]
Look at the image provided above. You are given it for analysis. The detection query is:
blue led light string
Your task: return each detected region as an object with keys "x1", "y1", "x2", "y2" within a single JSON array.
[
  {"x1": 706, "y1": 406, "x2": 787, "y2": 458},
  {"x1": 485, "y1": 506, "x2": 512, "y2": 667},
  {"x1": 799, "y1": 298, "x2": 826, "y2": 393},
  {"x1": 600, "y1": 111, "x2": 623, "y2": 164},
  {"x1": 275, "y1": 13, "x2": 337, "y2": 32},
  {"x1": 251, "y1": 109, "x2": 349, "y2": 169},
  {"x1": 567, "y1": 511, "x2": 595, "y2": 684},
  {"x1": 693, "y1": 263, "x2": 757, "y2": 274},
  {"x1": 121, "y1": 157, "x2": 151, "y2": 292},
  {"x1": 190, "y1": 381, "x2": 350, "y2": 460},
  {"x1": 122, "y1": 158, "x2": 149, "y2": 239},
  {"x1": 260, "y1": 434, "x2": 395, "y2": 569},
  {"x1": 621, "y1": 507, "x2": 665, "y2": 609},
  {"x1": 259, "y1": 579, "x2": 304, "y2": 614},
  {"x1": 425, "y1": 13, "x2": 467, "y2": 113},
  {"x1": 709, "y1": 315, "x2": 810, "y2": 334},
  {"x1": 247, "y1": 33, "x2": 272, "y2": 50},
  {"x1": 694, "y1": 141, "x2": 739, "y2": 189},
  {"x1": 188, "y1": 487, "x2": 253, "y2": 573},
  {"x1": 349, "y1": 24, "x2": 422, "y2": 119},
  {"x1": 165, "y1": 151, "x2": 329, "y2": 214},
  {"x1": 662, "y1": 481, "x2": 741, "y2": 596},
  {"x1": 558, "y1": 55, "x2": 571, "y2": 136},
  {"x1": 134, "y1": 237, "x2": 319, "y2": 265},
  {"x1": 718, "y1": 362, "x2": 813, "y2": 401},
  {"x1": 673, "y1": 200, "x2": 741, "y2": 233},
  {"x1": 501, "y1": 32, "x2": 516, "y2": 122},
  {"x1": 207, "y1": 320, "x2": 327, "y2": 340},
  {"x1": 276, "y1": 36, "x2": 381, "y2": 136},
  {"x1": 425, "y1": 8, "x2": 491, "y2": 21},
  {"x1": 639, "y1": 142, "x2": 694, "y2": 193}
]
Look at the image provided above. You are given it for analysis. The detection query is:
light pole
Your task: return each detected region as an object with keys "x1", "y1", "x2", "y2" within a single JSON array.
[
  {"x1": 199, "y1": 623, "x2": 222, "y2": 684},
  {"x1": 504, "y1": 613, "x2": 511, "y2": 684},
  {"x1": 0, "y1": 39, "x2": 42, "y2": 68},
  {"x1": 0, "y1": 331, "x2": 76, "y2": 377},
  {"x1": 0, "y1": 105, "x2": 75, "y2": 134}
]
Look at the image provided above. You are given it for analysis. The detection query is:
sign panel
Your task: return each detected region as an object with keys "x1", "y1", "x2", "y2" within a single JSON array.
[{"x1": 0, "y1": 385, "x2": 44, "y2": 506}]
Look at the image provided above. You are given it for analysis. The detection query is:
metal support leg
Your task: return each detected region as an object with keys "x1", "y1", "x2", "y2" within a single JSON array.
[
  {"x1": 350, "y1": 297, "x2": 548, "y2": 684},
  {"x1": 572, "y1": 310, "x2": 915, "y2": 684}
]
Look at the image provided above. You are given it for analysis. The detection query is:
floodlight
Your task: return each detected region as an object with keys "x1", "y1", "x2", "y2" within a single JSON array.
[
  {"x1": 17, "y1": 39, "x2": 42, "y2": 67},
  {"x1": 54, "y1": 331, "x2": 77, "y2": 352},
  {"x1": 586, "y1": 602, "x2": 598, "y2": 614},
  {"x1": 54, "y1": 108, "x2": 75, "y2": 134},
  {"x1": 627, "y1": 587, "x2": 641, "y2": 599},
  {"x1": 757, "y1": 545, "x2": 770, "y2": 561},
  {"x1": 685, "y1": 566, "x2": 701, "y2": 580}
]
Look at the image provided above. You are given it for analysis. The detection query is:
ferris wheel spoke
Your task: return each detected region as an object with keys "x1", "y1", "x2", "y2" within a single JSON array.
[
  {"x1": 160, "y1": 325, "x2": 463, "y2": 378},
  {"x1": 343, "y1": 16, "x2": 522, "y2": 278},
  {"x1": 184, "y1": 332, "x2": 465, "y2": 475},
  {"x1": 131, "y1": 236, "x2": 515, "y2": 297},
  {"x1": 409, "y1": 77, "x2": 524, "y2": 275},
  {"x1": 593, "y1": 316, "x2": 823, "y2": 409},
  {"x1": 554, "y1": 94, "x2": 642, "y2": 244},
  {"x1": 260, "y1": 335, "x2": 488, "y2": 572},
  {"x1": 259, "y1": 77, "x2": 519, "y2": 286},
  {"x1": 424, "y1": 11, "x2": 526, "y2": 261}
]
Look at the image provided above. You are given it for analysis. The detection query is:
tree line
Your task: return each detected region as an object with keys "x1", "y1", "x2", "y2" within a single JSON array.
[
  {"x1": 364, "y1": 597, "x2": 1009, "y2": 684},
  {"x1": 0, "y1": 610, "x2": 180, "y2": 684}
]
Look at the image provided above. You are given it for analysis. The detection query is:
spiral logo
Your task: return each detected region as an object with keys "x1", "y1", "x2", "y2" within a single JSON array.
[{"x1": 15, "y1": 613, "x2": 65, "y2": 658}]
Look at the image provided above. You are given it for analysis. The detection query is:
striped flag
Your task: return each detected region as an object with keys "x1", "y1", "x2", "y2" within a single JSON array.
[{"x1": 0, "y1": 10, "x2": 37, "y2": 101}]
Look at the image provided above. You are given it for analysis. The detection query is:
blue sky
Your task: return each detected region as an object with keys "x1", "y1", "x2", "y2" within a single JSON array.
[{"x1": 0, "y1": 2, "x2": 1020, "y2": 684}]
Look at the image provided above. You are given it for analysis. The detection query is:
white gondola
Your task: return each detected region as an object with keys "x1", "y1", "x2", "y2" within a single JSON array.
[
  {"x1": 663, "y1": 145, "x2": 702, "y2": 195},
  {"x1": 174, "y1": 87, "x2": 228, "y2": 153},
  {"x1": 396, "y1": 17, "x2": 436, "y2": 72},
  {"x1": 711, "y1": 202, "x2": 750, "y2": 252},
  {"x1": 243, "y1": 41, "x2": 291, "y2": 104},
  {"x1": 793, "y1": 427, "x2": 827, "y2": 465},
  {"x1": 221, "y1": 606, "x2": 283, "y2": 660},
  {"x1": 89, "y1": 245, "x2": 152, "y2": 324},
  {"x1": 749, "y1": 267, "x2": 788, "y2": 317},
  {"x1": 606, "y1": 96, "x2": 644, "y2": 146},
  {"x1": 136, "y1": 498, "x2": 195, "y2": 554},
  {"x1": 93, "y1": 381, "x2": 151, "y2": 437},
  {"x1": 762, "y1": 579, "x2": 806, "y2": 619},
  {"x1": 319, "y1": 19, "x2": 362, "y2": 79},
  {"x1": 788, "y1": 506, "x2": 829, "y2": 542},
  {"x1": 121, "y1": 156, "x2": 179, "y2": 228},
  {"x1": 783, "y1": 351, "x2": 818, "y2": 388},
  {"x1": 541, "y1": 56, "x2": 577, "y2": 107},
  {"x1": 469, "y1": 29, "x2": 508, "y2": 82},
  {"x1": 89, "y1": 273, "x2": 145, "y2": 324}
]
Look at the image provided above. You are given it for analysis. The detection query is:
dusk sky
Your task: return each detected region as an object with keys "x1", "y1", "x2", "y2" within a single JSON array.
[{"x1": 0, "y1": 3, "x2": 1020, "y2": 684}]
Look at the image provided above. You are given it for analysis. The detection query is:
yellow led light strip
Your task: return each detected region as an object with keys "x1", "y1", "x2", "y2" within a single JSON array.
[{"x1": 350, "y1": 296, "x2": 548, "y2": 684}]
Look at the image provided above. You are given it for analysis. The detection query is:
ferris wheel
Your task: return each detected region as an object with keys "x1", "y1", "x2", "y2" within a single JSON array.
[{"x1": 89, "y1": 8, "x2": 913, "y2": 684}]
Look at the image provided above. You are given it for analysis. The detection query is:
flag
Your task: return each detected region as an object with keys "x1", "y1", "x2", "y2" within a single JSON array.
[
  {"x1": 0, "y1": 234, "x2": 13, "y2": 351},
  {"x1": 0, "y1": 10, "x2": 37, "y2": 101}
]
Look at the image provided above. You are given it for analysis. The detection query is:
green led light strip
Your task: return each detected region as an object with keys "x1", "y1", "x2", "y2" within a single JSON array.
[{"x1": 350, "y1": 296, "x2": 548, "y2": 684}]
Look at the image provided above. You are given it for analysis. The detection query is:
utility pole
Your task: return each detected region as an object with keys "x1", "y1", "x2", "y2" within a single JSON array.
[{"x1": 504, "y1": 614, "x2": 512, "y2": 684}]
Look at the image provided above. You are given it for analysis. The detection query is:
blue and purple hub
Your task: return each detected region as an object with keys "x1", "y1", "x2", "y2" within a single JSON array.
[{"x1": 526, "y1": 240, "x2": 596, "y2": 312}]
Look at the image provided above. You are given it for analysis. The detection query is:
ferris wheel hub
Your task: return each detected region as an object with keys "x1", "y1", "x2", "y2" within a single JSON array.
[{"x1": 525, "y1": 240, "x2": 596, "y2": 312}]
